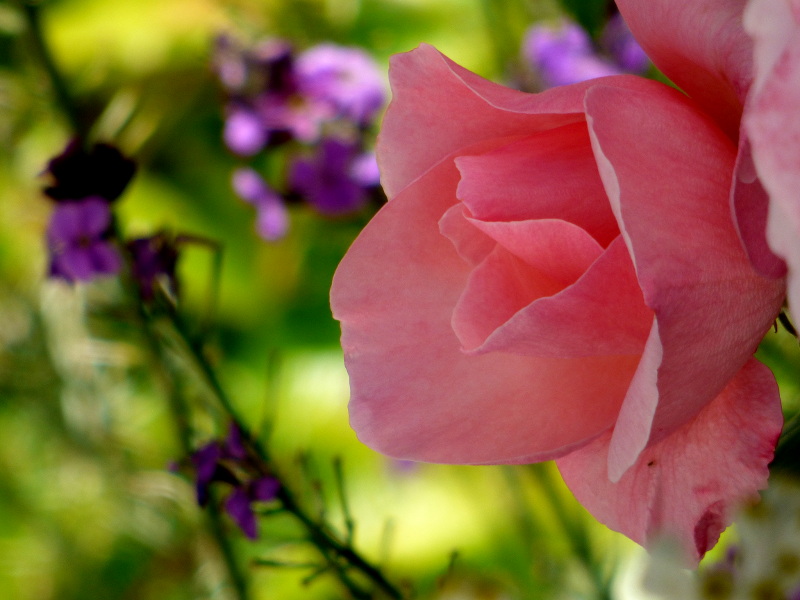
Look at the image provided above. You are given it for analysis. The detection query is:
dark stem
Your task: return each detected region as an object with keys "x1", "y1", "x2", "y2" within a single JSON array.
[
  {"x1": 129, "y1": 294, "x2": 251, "y2": 600},
  {"x1": 162, "y1": 309, "x2": 404, "y2": 599}
]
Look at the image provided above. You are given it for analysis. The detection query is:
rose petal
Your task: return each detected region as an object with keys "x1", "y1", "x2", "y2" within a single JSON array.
[
  {"x1": 744, "y1": 0, "x2": 800, "y2": 318},
  {"x1": 379, "y1": 44, "x2": 661, "y2": 198},
  {"x1": 557, "y1": 359, "x2": 782, "y2": 565},
  {"x1": 466, "y1": 237, "x2": 652, "y2": 358},
  {"x1": 730, "y1": 138, "x2": 786, "y2": 278},
  {"x1": 438, "y1": 204, "x2": 495, "y2": 267},
  {"x1": 585, "y1": 82, "x2": 785, "y2": 478},
  {"x1": 454, "y1": 123, "x2": 618, "y2": 247},
  {"x1": 615, "y1": 0, "x2": 752, "y2": 140},
  {"x1": 331, "y1": 158, "x2": 640, "y2": 464},
  {"x1": 451, "y1": 218, "x2": 604, "y2": 352}
]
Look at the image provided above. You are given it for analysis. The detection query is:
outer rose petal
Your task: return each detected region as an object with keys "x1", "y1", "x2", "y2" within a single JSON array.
[
  {"x1": 379, "y1": 44, "x2": 669, "y2": 198},
  {"x1": 585, "y1": 83, "x2": 785, "y2": 479},
  {"x1": 331, "y1": 158, "x2": 641, "y2": 464},
  {"x1": 744, "y1": 0, "x2": 800, "y2": 318},
  {"x1": 615, "y1": 0, "x2": 752, "y2": 140},
  {"x1": 557, "y1": 359, "x2": 782, "y2": 565},
  {"x1": 614, "y1": 0, "x2": 786, "y2": 277}
]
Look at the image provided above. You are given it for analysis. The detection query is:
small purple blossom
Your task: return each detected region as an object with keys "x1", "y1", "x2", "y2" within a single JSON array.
[
  {"x1": 224, "y1": 107, "x2": 269, "y2": 156},
  {"x1": 602, "y1": 13, "x2": 650, "y2": 74},
  {"x1": 232, "y1": 168, "x2": 289, "y2": 241},
  {"x1": 295, "y1": 44, "x2": 386, "y2": 126},
  {"x1": 188, "y1": 423, "x2": 280, "y2": 539},
  {"x1": 523, "y1": 20, "x2": 621, "y2": 88},
  {"x1": 47, "y1": 197, "x2": 122, "y2": 283},
  {"x1": 126, "y1": 233, "x2": 179, "y2": 301},
  {"x1": 44, "y1": 140, "x2": 136, "y2": 202},
  {"x1": 289, "y1": 138, "x2": 374, "y2": 215},
  {"x1": 225, "y1": 477, "x2": 281, "y2": 539}
]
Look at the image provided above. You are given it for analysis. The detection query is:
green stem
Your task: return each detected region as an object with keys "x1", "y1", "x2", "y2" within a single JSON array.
[
  {"x1": 530, "y1": 466, "x2": 612, "y2": 600},
  {"x1": 130, "y1": 299, "x2": 251, "y2": 600},
  {"x1": 15, "y1": 0, "x2": 88, "y2": 139},
  {"x1": 161, "y1": 309, "x2": 403, "y2": 599}
]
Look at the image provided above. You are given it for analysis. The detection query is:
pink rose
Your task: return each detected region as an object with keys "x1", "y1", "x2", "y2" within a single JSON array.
[{"x1": 331, "y1": 37, "x2": 785, "y2": 562}]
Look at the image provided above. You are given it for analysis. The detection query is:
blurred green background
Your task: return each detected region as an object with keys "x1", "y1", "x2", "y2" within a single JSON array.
[{"x1": 2, "y1": 1, "x2": 800, "y2": 599}]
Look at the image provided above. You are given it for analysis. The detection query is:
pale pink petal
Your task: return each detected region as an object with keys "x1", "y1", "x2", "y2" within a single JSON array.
[
  {"x1": 379, "y1": 44, "x2": 666, "y2": 198},
  {"x1": 455, "y1": 123, "x2": 618, "y2": 247},
  {"x1": 744, "y1": 0, "x2": 800, "y2": 317},
  {"x1": 331, "y1": 158, "x2": 640, "y2": 464},
  {"x1": 615, "y1": 0, "x2": 752, "y2": 140},
  {"x1": 468, "y1": 238, "x2": 652, "y2": 358},
  {"x1": 438, "y1": 204, "x2": 494, "y2": 267},
  {"x1": 557, "y1": 359, "x2": 782, "y2": 565},
  {"x1": 585, "y1": 82, "x2": 785, "y2": 477}
]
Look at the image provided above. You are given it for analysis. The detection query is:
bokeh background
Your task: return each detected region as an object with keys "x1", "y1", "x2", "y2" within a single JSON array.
[{"x1": 2, "y1": 1, "x2": 800, "y2": 599}]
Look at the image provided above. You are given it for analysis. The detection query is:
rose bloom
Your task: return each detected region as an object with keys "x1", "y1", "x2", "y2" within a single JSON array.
[{"x1": 331, "y1": 0, "x2": 789, "y2": 564}]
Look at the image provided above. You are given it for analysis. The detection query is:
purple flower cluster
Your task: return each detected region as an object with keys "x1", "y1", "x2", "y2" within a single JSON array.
[
  {"x1": 214, "y1": 36, "x2": 386, "y2": 241},
  {"x1": 190, "y1": 423, "x2": 280, "y2": 539},
  {"x1": 42, "y1": 140, "x2": 181, "y2": 300},
  {"x1": 523, "y1": 12, "x2": 650, "y2": 89},
  {"x1": 42, "y1": 141, "x2": 135, "y2": 283}
]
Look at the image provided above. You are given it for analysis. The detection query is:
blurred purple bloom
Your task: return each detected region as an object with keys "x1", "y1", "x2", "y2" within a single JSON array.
[
  {"x1": 232, "y1": 168, "x2": 289, "y2": 240},
  {"x1": 127, "y1": 233, "x2": 179, "y2": 301},
  {"x1": 213, "y1": 35, "x2": 250, "y2": 91},
  {"x1": 224, "y1": 107, "x2": 268, "y2": 156},
  {"x1": 47, "y1": 197, "x2": 121, "y2": 283},
  {"x1": 523, "y1": 20, "x2": 621, "y2": 88},
  {"x1": 191, "y1": 441, "x2": 224, "y2": 506},
  {"x1": 223, "y1": 422, "x2": 248, "y2": 461},
  {"x1": 214, "y1": 35, "x2": 296, "y2": 96},
  {"x1": 225, "y1": 477, "x2": 281, "y2": 539},
  {"x1": 349, "y1": 151, "x2": 380, "y2": 188},
  {"x1": 254, "y1": 93, "x2": 330, "y2": 144},
  {"x1": 602, "y1": 13, "x2": 650, "y2": 73},
  {"x1": 251, "y1": 38, "x2": 297, "y2": 96},
  {"x1": 289, "y1": 138, "x2": 373, "y2": 215},
  {"x1": 44, "y1": 140, "x2": 136, "y2": 202},
  {"x1": 189, "y1": 423, "x2": 280, "y2": 539},
  {"x1": 296, "y1": 44, "x2": 386, "y2": 126}
]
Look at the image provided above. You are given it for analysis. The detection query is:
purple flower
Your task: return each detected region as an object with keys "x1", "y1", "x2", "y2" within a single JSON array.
[
  {"x1": 523, "y1": 20, "x2": 622, "y2": 88},
  {"x1": 126, "y1": 233, "x2": 179, "y2": 301},
  {"x1": 47, "y1": 197, "x2": 122, "y2": 283},
  {"x1": 232, "y1": 168, "x2": 289, "y2": 240},
  {"x1": 225, "y1": 477, "x2": 281, "y2": 539},
  {"x1": 601, "y1": 13, "x2": 650, "y2": 74},
  {"x1": 188, "y1": 423, "x2": 280, "y2": 539},
  {"x1": 295, "y1": 44, "x2": 386, "y2": 126},
  {"x1": 289, "y1": 138, "x2": 374, "y2": 215},
  {"x1": 213, "y1": 35, "x2": 296, "y2": 96},
  {"x1": 224, "y1": 107, "x2": 269, "y2": 156},
  {"x1": 44, "y1": 140, "x2": 136, "y2": 203}
]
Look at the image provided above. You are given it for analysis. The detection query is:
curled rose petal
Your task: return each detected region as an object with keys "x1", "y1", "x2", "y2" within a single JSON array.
[
  {"x1": 557, "y1": 359, "x2": 782, "y2": 564},
  {"x1": 584, "y1": 82, "x2": 785, "y2": 479}
]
